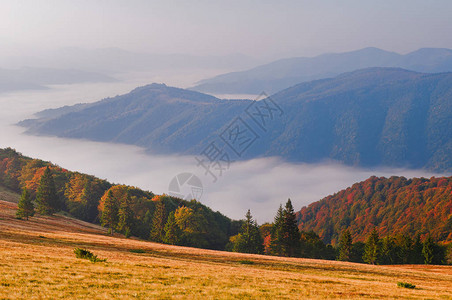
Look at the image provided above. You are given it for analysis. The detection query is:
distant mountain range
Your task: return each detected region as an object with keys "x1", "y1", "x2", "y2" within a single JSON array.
[
  {"x1": 20, "y1": 67, "x2": 452, "y2": 172},
  {"x1": 192, "y1": 47, "x2": 452, "y2": 94},
  {"x1": 0, "y1": 67, "x2": 116, "y2": 93},
  {"x1": 0, "y1": 47, "x2": 261, "y2": 74},
  {"x1": 296, "y1": 175, "x2": 452, "y2": 244}
]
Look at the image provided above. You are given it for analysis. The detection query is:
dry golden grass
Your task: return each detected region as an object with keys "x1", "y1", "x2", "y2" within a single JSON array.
[{"x1": 1, "y1": 198, "x2": 451, "y2": 299}]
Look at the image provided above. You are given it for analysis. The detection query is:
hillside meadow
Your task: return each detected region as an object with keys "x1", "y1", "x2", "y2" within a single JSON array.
[{"x1": 0, "y1": 195, "x2": 451, "y2": 299}]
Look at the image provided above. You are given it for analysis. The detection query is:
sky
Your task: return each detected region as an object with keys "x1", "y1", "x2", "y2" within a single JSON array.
[{"x1": 1, "y1": 0, "x2": 452, "y2": 59}]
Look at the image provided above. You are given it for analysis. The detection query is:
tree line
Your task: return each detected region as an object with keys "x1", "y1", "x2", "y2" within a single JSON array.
[{"x1": 229, "y1": 199, "x2": 451, "y2": 265}]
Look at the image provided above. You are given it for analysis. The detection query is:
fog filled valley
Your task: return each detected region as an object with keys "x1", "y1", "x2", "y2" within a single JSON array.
[{"x1": 0, "y1": 76, "x2": 444, "y2": 222}]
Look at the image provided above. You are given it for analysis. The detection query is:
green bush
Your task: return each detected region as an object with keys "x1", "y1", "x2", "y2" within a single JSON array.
[
  {"x1": 397, "y1": 282, "x2": 416, "y2": 289},
  {"x1": 129, "y1": 249, "x2": 146, "y2": 253},
  {"x1": 74, "y1": 248, "x2": 106, "y2": 263},
  {"x1": 238, "y1": 260, "x2": 255, "y2": 265}
]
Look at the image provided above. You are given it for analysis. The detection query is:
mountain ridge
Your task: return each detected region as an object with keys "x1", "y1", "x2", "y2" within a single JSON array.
[
  {"x1": 192, "y1": 47, "x2": 452, "y2": 94},
  {"x1": 20, "y1": 67, "x2": 452, "y2": 172}
]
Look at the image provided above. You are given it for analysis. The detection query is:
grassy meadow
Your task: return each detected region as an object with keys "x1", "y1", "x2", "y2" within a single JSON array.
[{"x1": 0, "y1": 195, "x2": 451, "y2": 299}]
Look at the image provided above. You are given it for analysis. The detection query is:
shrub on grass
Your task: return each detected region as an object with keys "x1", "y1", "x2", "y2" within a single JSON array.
[
  {"x1": 129, "y1": 249, "x2": 146, "y2": 253},
  {"x1": 74, "y1": 248, "x2": 106, "y2": 263},
  {"x1": 397, "y1": 282, "x2": 416, "y2": 289},
  {"x1": 238, "y1": 260, "x2": 255, "y2": 265}
]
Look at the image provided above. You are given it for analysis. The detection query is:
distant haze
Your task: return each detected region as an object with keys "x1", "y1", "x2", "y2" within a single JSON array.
[{"x1": 1, "y1": 1, "x2": 452, "y2": 60}]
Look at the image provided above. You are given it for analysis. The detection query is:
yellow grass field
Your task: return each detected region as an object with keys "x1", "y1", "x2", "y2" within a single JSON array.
[{"x1": 1, "y1": 196, "x2": 451, "y2": 299}]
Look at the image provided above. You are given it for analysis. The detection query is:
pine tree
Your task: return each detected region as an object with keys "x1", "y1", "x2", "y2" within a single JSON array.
[
  {"x1": 163, "y1": 212, "x2": 181, "y2": 245},
  {"x1": 283, "y1": 199, "x2": 300, "y2": 257},
  {"x1": 422, "y1": 235, "x2": 435, "y2": 264},
  {"x1": 150, "y1": 200, "x2": 166, "y2": 242},
  {"x1": 101, "y1": 190, "x2": 119, "y2": 235},
  {"x1": 16, "y1": 188, "x2": 34, "y2": 220},
  {"x1": 117, "y1": 193, "x2": 133, "y2": 237},
  {"x1": 411, "y1": 234, "x2": 424, "y2": 264},
  {"x1": 338, "y1": 229, "x2": 352, "y2": 261},
  {"x1": 363, "y1": 228, "x2": 381, "y2": 264},
  {"x1": 35, "y1": 167, "x2": 58, "y2": 215},
  {"x1": 270, "y1": 204, "x2": 285, "y2": 256},
  {"x1": 232, "y1": 209, "x2": 264, "y2": 254},
  {"x1": 380, "y1": 236, "x2": 398, "y2": 264},
  {"x1": 397, "y1": 234, "x2": 413, "y2": 264}
]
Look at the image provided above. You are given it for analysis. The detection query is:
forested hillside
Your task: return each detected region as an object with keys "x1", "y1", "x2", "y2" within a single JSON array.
[
  {"x1": 0, "y1": 148, "x2": 237, "y2": 250},
  {"x1": 297, "y1": 176, "x2": 452, "y2": 245}
]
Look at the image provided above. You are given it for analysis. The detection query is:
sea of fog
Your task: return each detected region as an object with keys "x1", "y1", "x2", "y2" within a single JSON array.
[{"x1": 0, "y1": 76, "x2": 445, "y2": 223}]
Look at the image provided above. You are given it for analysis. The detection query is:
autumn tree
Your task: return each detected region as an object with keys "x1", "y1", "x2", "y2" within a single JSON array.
[
  {"x1": 18, "y1": 160, "x2": 46, "y2": 193},
  {"x1": 363, "y1": 228, "x2": 381, "y2": 264},
  {"x1": 338, "y1": 229, "x2": 353, "y2": 261},
  {"x1": 232, "y1": 209, "x2": 264, "y2": 254},
  {"x1": 174, "y1": 206, "x2": 196, "y2": 232},
  {"x1": 35, "y1": 167, "x2": 58, "y2": 215},
  {"x1": 173, "y1": 206, "x2": 208, "y2": 247},
  {"x1": 260, "y1": 223, "x2": 273, "y2": 255},
  {"x1": 16, "y1": 188, "x2": 34, "y2": 220}
]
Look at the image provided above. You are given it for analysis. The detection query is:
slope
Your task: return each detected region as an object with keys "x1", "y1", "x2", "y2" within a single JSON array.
[
  {"x1": 297, "y1": 175, "x2": 452, "y2": 245},
  {"x1": 1, "y1": 199, "x2": 451, "y2": 299}
]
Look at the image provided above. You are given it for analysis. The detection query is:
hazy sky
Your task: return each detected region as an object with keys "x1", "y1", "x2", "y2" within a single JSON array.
[{"x1": 1, "y1": 0, "x2": 452, "y2": 59}]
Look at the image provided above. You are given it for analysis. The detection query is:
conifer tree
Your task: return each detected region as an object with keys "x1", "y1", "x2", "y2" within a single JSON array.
[
  {"x1": 422, "y1": 235, "x2": 435, "y2": 264},
  {"x1": 338, "y1": 229, "x2": 352, "y2": 261},
  {"x1": 101, "y1": 190, "x2": 119, "y2": 235},
  {"x1": 397, "y1": 234, "x2": 413, "y2": 264},
  {"x1": 283, "y1": 199, "x2": 300, "y2": 257},
  {"x1": 117, "y1": 193, "x2": 133, "y2": 237},
  {"x1": 363, "y1": 228, "x2": 381, "y2": 264},
  {"x1": 232, "y1": 209, "x2": 264, "y2": 254},
  {"x1": 380, "y1": 236, "x2": 398, "y2": 264},
  {"x1": 16, "y1": 188, "x2": 34, "y2": 220},
  {"x1": 270, "y1": 204, "x2": 285, "y2": 256},
  {"x1": 150, "y1": 200, "x2": 167, "y2": 242},
  {"x1": 412, "y1": 234, "x2": 424, "y2": 264},
  {"x1": 163, "y1": 211, "x2": 181, "y2": 245},
  {"x1": 35, "y1": 167, "x2": 58, "y2": 215}
]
